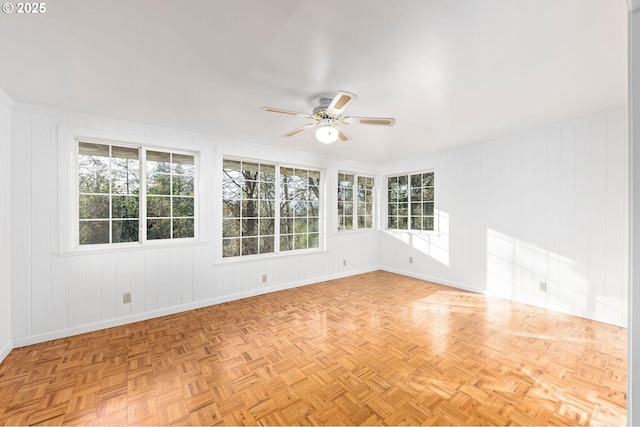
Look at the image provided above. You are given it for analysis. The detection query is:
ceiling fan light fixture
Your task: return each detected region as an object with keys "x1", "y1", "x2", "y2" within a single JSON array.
[{"x1": 315, "y1": 120, "x2": 339, "y2": 144}]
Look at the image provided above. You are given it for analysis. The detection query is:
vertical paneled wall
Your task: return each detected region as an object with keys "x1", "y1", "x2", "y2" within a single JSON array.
[
  {"x1": 0, "y1": 91, "x2": 13, "y2": 360},
  {"x1": 628, "y1": 4, "x2": 640, "y2": 423},
  {"x1": 379, "y1": 110, "x2": 628, "y2": 327},
  {"x1": 10, "y1": 104, "x2": 381, "y2": 347}
]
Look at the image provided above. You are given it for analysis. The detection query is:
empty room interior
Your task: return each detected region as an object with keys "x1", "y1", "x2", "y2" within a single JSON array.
[{"x1": 1, "y1": 0, "x2": 639, "y2": 425}]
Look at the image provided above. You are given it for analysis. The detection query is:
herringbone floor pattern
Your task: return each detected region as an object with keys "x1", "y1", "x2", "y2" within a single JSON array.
[{"x1": 0, "y1": 271, "x2": 627, "y2": 425}]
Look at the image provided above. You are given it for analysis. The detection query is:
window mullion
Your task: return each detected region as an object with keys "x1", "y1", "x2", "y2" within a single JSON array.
[
  {"x1": 140, "y1": 147, "x2": 147, "y2": 243},
  {"x1": 274, "y1": 165, "x2": 281, "y2": 254},
  {"x1": 108, "y1": 145, "x2": 113, "y2": 243},
  {"x1": 353, "y1": 174, "x2": 358, "y2": 230}
]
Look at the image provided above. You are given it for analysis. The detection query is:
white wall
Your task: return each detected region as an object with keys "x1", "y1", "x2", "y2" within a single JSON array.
[
  {"x1": 9, "y1": 103, "x2": 381, "y2": 347},
  {"x1": 628, "y1": 2, "x2": 640, "y2": 423},
  {"x1": 0, "y1": 90, "x2": 13, "y2": 361},
  {"x1": 5, "y1": 103, "x2": 629, "y2": 350},
  {"x1": 379, "y1": 110, "x2": 628, "y2": 327}
]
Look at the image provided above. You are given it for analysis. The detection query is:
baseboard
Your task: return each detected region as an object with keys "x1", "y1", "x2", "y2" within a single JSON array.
[
  {"x1": 380, "y1": 266, "x2": 482, "y2": 294},
  {"x1": 380, "y1": 266, "x2": 628, "y2": 328},
  {"x1": 0, "y1": 340, "x2": 13, "y2": 364},
  {"x1": 12, "y1": 266, "x2": 379, "y2": 348}
]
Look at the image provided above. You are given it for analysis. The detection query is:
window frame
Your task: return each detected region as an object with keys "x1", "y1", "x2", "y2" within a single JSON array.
[
  {"x1": 221, "y1": 156, "x2": 324, "y2": 260},
  {"x1": 59, "y1": 129, "x2": 200, "y2": 253},
  {"x1": 385, "y1": 170, "x2": 436, "y2": 233},
  {"x1": 337, "y1": 172, "x2": 375, "y2": 232}
]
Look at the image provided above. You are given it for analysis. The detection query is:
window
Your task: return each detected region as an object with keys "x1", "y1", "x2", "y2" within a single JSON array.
[
  {"x1": 338, "y1": 173, "x2": 374, "y2": 230},
  {"x1": 280, "y1": 167, "x2": 320, "y2": 251},
  {"x1": 222, "y1": 159, "x2": 321, "y2": 258},
  {"x1": 222, "y1": 160, "x2": 276, "y2": 257},
  {"x1": 78, "y1": 141, "x2": 196, "y2": 246},
  {"x1": 387, "y1": 171, "x2": 434, "y2": 231},
  {"x1": 146, "y1": 151, "x2": 195, "y2": 240}
]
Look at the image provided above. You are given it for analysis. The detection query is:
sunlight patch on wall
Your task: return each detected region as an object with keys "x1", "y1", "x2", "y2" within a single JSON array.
[{"x1": 486, "y1": 228, "x2": 587, "y2": 314}]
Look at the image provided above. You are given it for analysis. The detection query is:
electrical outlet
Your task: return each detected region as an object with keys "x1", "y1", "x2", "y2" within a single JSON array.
[
  {"x1": 343, "y1": 259, "x2": 347, "y2": 267},
  {"x1": 539, "y1": 282, "x2": 547, "y2": 292},
  {"x1": 261, "y1": 274, "x2": 267, "y2": 283},
  {"x1": 409, "y1": 256, "x2": 413, "y2": 263},
  {"x1": 123, "y1": 292, "x2": 131, "y2": 304}
]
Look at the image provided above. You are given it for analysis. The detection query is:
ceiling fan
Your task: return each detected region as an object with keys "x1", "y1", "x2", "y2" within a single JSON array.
[{"x1": 261, "y1": 91, "x2": 395, "y2": 144}]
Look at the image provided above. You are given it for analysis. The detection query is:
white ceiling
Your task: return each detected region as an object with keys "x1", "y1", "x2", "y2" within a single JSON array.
[{"x1": 0, "y1": 0, "x2": 628, "y2": 164}]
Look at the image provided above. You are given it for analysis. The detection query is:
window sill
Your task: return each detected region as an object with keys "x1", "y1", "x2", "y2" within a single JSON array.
[
  {"x1": 334, "y1": 228, "x2": 378, "y2": 236},
  {"x1": 57, "y1": 239, "x2": 209, "y2": 256},
  {"x1": 215, "y1": 248, "x2": 329, "y2": 266},
  {"x1": 383, "y1": 229, "x2": 440, "y2": 236}
]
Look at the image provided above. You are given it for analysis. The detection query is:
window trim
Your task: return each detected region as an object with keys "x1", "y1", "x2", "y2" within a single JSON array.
[
  {"x1": 385, "y1": 169, "x2": 437, "y2": 233},
  {"x1": 58, "y1": 125, "x2": 201, "y2": 254},
  {"x1": 221, "y1": 156, "x2": 325, "y2": 260},
  {"x1": 337, "y1": 171, "x2": 375, "y2": 232}
]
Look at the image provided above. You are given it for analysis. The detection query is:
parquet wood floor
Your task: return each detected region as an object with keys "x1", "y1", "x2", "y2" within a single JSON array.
[{"x1": 0, "y1": 271, "x2": 627, "y2": 426}]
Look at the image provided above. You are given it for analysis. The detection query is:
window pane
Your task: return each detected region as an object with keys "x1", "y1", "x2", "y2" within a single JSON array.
[
  {"x1": 411, "y1": 174, "x2": 421, "y2": 188},
  {"x1": 259, "y1": 164, "x2": 276, "y2": 181},
  {"x1": 112, "y1": 220, "x2": 139, "y2": 243},
  {"x1": 147, "y1": 172, "x2": 171, "y2": 195},
  {"x1": 111, "y1": 150, "x2": 139, "y2": 195},
  {"x1": 79, "y1": 143, "x2": 110, "y2": 194},
  {"x1": 294, "y1": 233, "x2": 308, "y2": 249},
  {"x1": 242, "y1": 237, "x2": 259, "y2": 255},
  {"x1": 147, "y1": 151, "x2": 171, "y2": 173},
  {"x1": 424, "y1": 216, "x2": 434, "y2": 231},
  {"x1": 173, "y1": 175, "x2": 194, "y2": 196},
  {"x1": 398, "y1": 217, "x2": 408, "y2": 229},
  {"x1": 242, "y1": 200, "x2": 259, "y2": 218},
  {"x1": 308, "y1": 218, "x2": 319, "y2": 233},
  {"x1": 424, "y1": 202, "x2": 434, "y2": 216},
  {"x1": 345, "y1": 216, "x2": 353, "y2": 229},
  {"x1": 344, "y1": 202, "x2": 353, "y2": 216},
  {"x1": 411, "y1": 217, "x2": 423, "y2": 230},
  {"x1": 259, "y1": 218, "x2": 274, "y2": 236},
  {"x1": 172, "y1": 154, "x2": 194, "y2": 175},
  {"x1": 223, "y1": 238, "x2": 240, "y2": 257},
  {"x1": 79, "y1": 195, "x2": 109, "y2": 219},
  {"x1": 388, "y1": 216, "x2": 397, "y2": 229},
  {"x1": 147, "y1": 196, "x2": 171, "y2": 217},
  {"x1": 147, "y1": 218, "x2": 171, "y2": 240},
  {"x1": 260, "y1": 237, "x2": 274, "y2": 254},
  {"x1": 223, "y1": 219, "x2": 241, "y2": 238},
  {"x1": 173, "y1": 218, "x2": 194, "y2": 238},
  {"x1": 308, "y1": 233, "x2": 319, "y2": 248},
  {"x1": 423, "y1": 172, "x2": 434, "y2": 187},
  {"x1": 112, "y1": 195, "x2": 139, "y2": 218},
  {"x1": 295, "y1": 218, "x2": 307, "y2": 233},
  {"x1": 424, "y1": 187, "x2": 434, "y2": 201},
  {"x1": 365, "y1": 216, "x2": 373, "y2": 228},
  {"x1": 242, "y1": 218, "x2": 258, "y2": 237},
  {"x1": 79, "y1": 221, "x2": 109, "y2": 245},
  {"x1": 258, "y1": 200, "x2": 275, "y2": 217},
  {"x1": 280, "y1": 218, "x2": 293, "y2": 235},
  {"x1": 173, "y1": 197, "x2": 194, "y2": 217},
  {"x1": 280, "y1": 235, "x2": 293, "y2": 251}
]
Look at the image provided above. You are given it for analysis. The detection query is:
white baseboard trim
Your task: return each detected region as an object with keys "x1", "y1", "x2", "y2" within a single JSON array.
[
  {"x1": 12, "y1": 267, "x2": 379, "y2": 348},
  {"x1": 380, "y1": 266, "x2": 628, "y2": 328},
  {"x1": 380, "y1": 266, "x2": 482, "y2": 294},
  {"x1": 9, "y1": 265, "x2": 626, "y2": 348},
  {"x1": 0, "y1": 340, "x2": 13, "y2": 364}
]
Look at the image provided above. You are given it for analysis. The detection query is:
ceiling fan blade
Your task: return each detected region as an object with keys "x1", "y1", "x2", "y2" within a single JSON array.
[
  {"x1": 337, "y1": 127, "x2": 351, "y2": 142},
  {"x1": 261, "y1": 107, "x2": 312, "y2": 119},
  {"x1": 282, "y1": 123, "x2": 316, "y2": 138},
  {"x1": 345, "y1": 116, "x2": 396, "y2": 126},
  {"x1": 326, "y1": 91, "x2": 358, "y2": 115}
]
